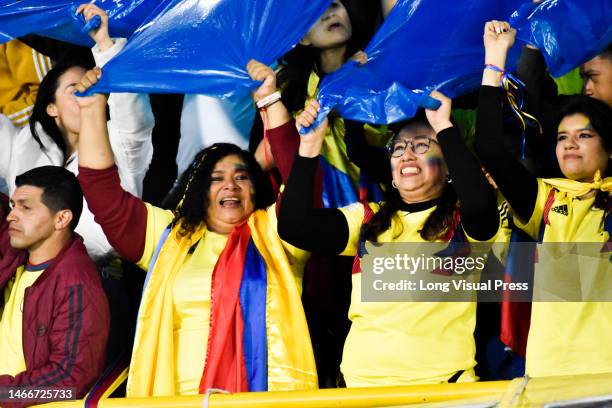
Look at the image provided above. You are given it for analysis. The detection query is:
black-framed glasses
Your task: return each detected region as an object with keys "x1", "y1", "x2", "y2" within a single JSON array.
[{"x1": 386, "y1": 136, "x2": 439, "y2": 158}]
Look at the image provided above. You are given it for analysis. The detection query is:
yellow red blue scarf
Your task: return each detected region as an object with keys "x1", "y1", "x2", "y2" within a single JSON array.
[{"x1": 127, "y1": 209, "x2": 317, "y2": 396}]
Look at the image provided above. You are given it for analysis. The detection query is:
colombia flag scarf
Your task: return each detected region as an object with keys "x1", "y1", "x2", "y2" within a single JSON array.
[{"x1": 126, "y1": 209, "x2": 317, "y2": 396}]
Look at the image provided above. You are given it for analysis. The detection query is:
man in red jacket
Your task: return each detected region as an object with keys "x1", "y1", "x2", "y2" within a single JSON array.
[{"x1": 0, "y1": 166, "x2": 109, "y2": 408}]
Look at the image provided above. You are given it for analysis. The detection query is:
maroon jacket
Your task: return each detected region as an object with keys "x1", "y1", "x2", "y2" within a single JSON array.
[{"x1": 0, "y1": 196, "x2": 110, "y2": 407}]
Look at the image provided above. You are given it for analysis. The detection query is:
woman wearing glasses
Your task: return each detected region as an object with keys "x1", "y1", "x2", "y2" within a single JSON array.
[{"x1": 277, "y1": 91, "x2": 501, "y2": 387}]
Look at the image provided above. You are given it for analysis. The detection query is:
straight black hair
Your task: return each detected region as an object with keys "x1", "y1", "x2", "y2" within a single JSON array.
[
  {"x1": 557, "y1": 95, "x2": 612, "y2": 210},
  {"x1": 29, "y1": 63, "x2": 88, "y2": 162}
]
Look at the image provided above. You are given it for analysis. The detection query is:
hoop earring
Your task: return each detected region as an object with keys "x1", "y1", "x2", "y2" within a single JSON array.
[
  {"x1": 447, "y1": 175, "x2": 452, "y2": 184},
  {"x1": 392, "y1": 180, "x2": 398, "y2": 189}
]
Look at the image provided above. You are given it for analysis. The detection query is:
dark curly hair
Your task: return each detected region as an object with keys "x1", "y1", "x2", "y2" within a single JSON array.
[{"x1": 163, "y1": 143, "x2": 274, "y2": 237}]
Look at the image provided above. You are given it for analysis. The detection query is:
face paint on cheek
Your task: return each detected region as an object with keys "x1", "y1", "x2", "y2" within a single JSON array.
[{"x1": 425, "y1": 154, "x2": 444, "y2": 169}]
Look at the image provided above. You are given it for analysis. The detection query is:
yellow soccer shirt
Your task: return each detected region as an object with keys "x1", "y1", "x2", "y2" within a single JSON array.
[
  {"x1": 337, "y1": 202, "x2": 495, "y2": 387},
  {"x1": 136, "y1": 204, "x2": 308, "y2": 395},
  {"x1": 0, "y1": 263, "x2": 45, "y2": 376},
  {"x1": 513, "y1": 178, "x2": 612, "y2": 378}
]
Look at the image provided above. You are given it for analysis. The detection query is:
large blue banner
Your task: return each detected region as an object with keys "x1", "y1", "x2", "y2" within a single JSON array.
[
  {"x1": 82, "y1": 0, "x2": 332, "y2": 97},
  {"x1": 0, "y1": 0, "x2": 162, "y2": 46},
  {"x1": 58, "y1": 0, "x2": 609, "y2": 126},
  {"x1": 307, "y1": 0, "x2": 527, "y2": 128},
  {"x1": 307, "y1": 0, "x2": 611, "y2": 128},
  {"x1": 511, "y1": 0, "x2": 612, "y2": 77}
]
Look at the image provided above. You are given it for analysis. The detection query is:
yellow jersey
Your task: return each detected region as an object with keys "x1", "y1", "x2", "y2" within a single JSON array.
[
  {"x1": 514, "y1": 179, "x2": 612, "y2": 377},
  {"x1": 0, "y1": 264, "x2": 45, "y2": 376}
]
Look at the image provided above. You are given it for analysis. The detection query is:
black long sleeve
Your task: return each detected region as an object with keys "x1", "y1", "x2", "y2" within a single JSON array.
[
  {"x1": 345, "y1": 119, "x2": 390, "y2": 184},
  {"x1": 278, "y1": 155, "x2": 349, "y2": 254},
  {"x1": 475, "y1": 86, "x2": 538, "y2": 222},
  {"x1": 437, "y1": 127, "x2": 499, "y2": 241}
]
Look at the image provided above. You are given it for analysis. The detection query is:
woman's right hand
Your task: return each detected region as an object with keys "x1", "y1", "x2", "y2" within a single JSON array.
[
  {"x1": 247, "y1": 59, "x2": 277, "y2": 103},
  {"x1": 296, "y1": 99, "x2": 328, "y2": 158},
  {"x1": 483, "y1": 20, "x2": 516, "y2": 60},
  {"x1": 482, "y1": 20, "x2": 516, "y2": 85}
]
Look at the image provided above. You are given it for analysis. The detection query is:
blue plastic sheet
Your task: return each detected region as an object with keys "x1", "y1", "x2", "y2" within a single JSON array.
[
  {"x1": 82, "y1": 0, "x2": 333, "y2": 98},
  {"x1": 308, "y1": 0, "x2": 526, "y2": 128},
  {"x1": 510, "y1": 0, "x2": 612, "y2": 77},
  {"x1": 0, "y1": 0, "x2": 161, "y2": 46},
  {"x1": 309, "y1": 0, "x2": 611, "y2": 129}
]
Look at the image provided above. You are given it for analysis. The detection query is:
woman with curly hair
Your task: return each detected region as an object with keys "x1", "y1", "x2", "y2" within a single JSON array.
[{"x1": 73, "y1": 62, "x2": 317, "y2": 397}]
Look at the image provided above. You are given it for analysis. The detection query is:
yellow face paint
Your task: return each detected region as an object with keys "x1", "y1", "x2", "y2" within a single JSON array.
[{"x1": 558, "y1": 114, "x2": 593, "y2": 134}]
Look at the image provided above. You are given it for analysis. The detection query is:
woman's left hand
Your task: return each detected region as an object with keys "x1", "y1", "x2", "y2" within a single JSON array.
[
  {"x1": 77, "y1": 3, "x2": 113, "y2": 51},
  {"x1": 74, "y1": 67, "x2": 107, "y2": 110},
  {"x1": 425, "y1": 90, "x2": 453, "y2": 134},
  {"x1": 247, "y1": 59, "x2": 277, "y2": 103},
  {"x1": 296, "y1": 99, "x2": 328, "y2": 158}
]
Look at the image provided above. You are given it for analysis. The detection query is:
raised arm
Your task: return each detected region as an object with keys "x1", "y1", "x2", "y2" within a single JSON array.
[
  {"x1": 247, "y1": 60, "x2": 324, "y2": 204},
  {"x1": 74, "y1": 70, "x2": 147, "y2": 263},
  {"x1": 474, "y1": 21, "x2": 538, "y2": 222},
  {"x1": 426, "y1": 91, "x2": 499, "y2": 241},
  {"x1": 278, "y1": 100, "x2": 349, "y2": 254},
  {"x1": 247, "y1": 60, "x2": 300, "y2": 178},
  {"x1": 78, "y1": 3, "x2": 154, "y2": 197}
]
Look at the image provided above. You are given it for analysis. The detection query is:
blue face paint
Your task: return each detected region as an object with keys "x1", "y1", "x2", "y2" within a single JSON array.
[{"x1": 426, "y1": 155, "x2": 444, "y2": 168}]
